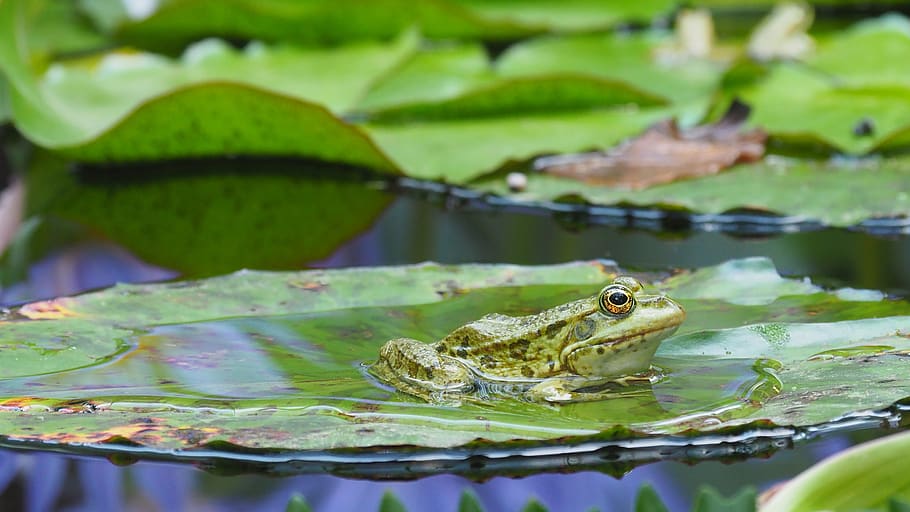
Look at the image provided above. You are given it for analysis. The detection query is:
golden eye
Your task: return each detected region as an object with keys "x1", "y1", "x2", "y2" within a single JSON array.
[{"x1": 599, "y1": 285, "x2": 635, "y2": 316}]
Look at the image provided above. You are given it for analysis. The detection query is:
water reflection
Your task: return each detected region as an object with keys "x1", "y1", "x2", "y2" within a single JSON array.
[
  {"x1": 0, "y1": 432, "x2": 870, "y2": 511},
  {"x1": 1, "y1": 189, "x2": 909, "y2": 510}
]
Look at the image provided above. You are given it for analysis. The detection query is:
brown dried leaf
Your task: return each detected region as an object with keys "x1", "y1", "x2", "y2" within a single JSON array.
[{"x1": 535, "y1": 100, "x2": 767, "y2": 189}]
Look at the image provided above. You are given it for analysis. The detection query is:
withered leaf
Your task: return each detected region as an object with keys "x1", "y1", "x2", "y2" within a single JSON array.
[{"x1": 534, "y1": 100, "x2": 767, "y2": 190}]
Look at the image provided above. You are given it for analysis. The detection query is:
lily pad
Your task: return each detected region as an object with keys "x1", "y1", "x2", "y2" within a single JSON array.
[
  {"x1": 78, "y1": 0, "x2": 674, "y2": 49},
  {"x1": 355, "y1": 43, "x2": 495, "y2": 112},
  {"x1": 0, "y1": 258, "x2": 908, "y2": 459},
  {"x1": 743, "y1": 65, "x2": 910, "y2": 154},
  {"x1": 738, "y1": 15, "x2": 910, "y2": 154},
  {"x1": 0, "y1": 1, "x2": 414, "y2": 166},
  {"x1": 457, "y1": 0, "x2": 675, "y2": 31},
  {"x1": 495, "y1": 32, "x2": 725, "y2": 108},
  {"x1": 471, "y1": 156, "x2": 910, "y2": 228},
  {"x1": 809, "y1": 14, "x2": 910, "y2": 88},
  {"x1": 364, "y1": 106, "x2": 670, "y2": 181}
]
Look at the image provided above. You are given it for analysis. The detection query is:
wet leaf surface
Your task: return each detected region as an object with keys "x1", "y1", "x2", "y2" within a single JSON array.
[{"x1": 0, "y1": 258, "x2": 908, "y2": 462}]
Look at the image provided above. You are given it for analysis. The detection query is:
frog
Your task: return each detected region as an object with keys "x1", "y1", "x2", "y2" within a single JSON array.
[{"x1": 369, "y1": 276, "x2": 685, "y2": 403}]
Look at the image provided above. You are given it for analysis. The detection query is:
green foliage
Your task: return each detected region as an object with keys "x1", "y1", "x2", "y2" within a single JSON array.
[
  {"x1": 635, "y1": 484, "x2": 669, "y2": 512},
  {"x1": 284, "y1": 483, "x2": 761, "y2": 511},
  {"x1": 285, "y1": 494, "x2": 313, "y2": 512},
  {"x1": 458, "y1": 490, "x2": 484, "y2": 512},
  {"x1": 379, "y1": 491, "x2": 408, "y2": 512},
  {"x1": 521, "y1": 499, "x2": 549, "y2": 512},
  {"x1": 762, "y1": 430, "x2": 910, "y2": 511},
  {"x1": 693, "y1": 487, "x2": 757, "y2": 512}
]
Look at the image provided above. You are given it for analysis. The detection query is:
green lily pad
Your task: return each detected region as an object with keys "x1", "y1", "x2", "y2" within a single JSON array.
[
  {"x1": 456, "y1": 0, "x2": 675, "y2": 31},
  {"x1": 79, "y1": 0, "x2": 674, "y2": 49},
  {"x1": 0, "y1": 258, "x2": 908, "y2": 458},
  {"x1": 809, "y1": 14, "x2": 910, "y2": 88},
  {"x1": 471, "y1": 156, "x2": 910, "y2": 228},
  {"x1": 743, "y1": 65, "x2": 910, "y2": 154},
  {"x1": 737, "y1": 15, "x2": 910, "y2": 154},
  {"x1": 365, "y1": 106, "x2": 669, "y2": 181},
  {"x1": 365, "y1": 75, "x2": 667, "y2": 123},
  {"x1": 496, "y1": 32, "x2": 725, "y2": 108},
  {"x1": 79, "y1": 0, "x2": 540, "y2": 48},
  {"x1": 20, "y1": 0, "x2": 109, "y2": 58},
  {"x1": 355, "y1": 43, "x2": 495, "y2": 112},
  {"x1": 0, "y1": 0, "x2": 415, "y2": 166}
]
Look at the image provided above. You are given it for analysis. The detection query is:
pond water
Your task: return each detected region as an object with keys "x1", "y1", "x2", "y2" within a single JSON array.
[{"x1": 1, "y1": 184, "x2": 909, "y2": 511}]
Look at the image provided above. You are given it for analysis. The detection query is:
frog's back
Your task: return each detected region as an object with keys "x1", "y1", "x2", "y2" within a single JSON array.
[{"x1": 434, "y1": 311, "x2": 573, "y2": 379}]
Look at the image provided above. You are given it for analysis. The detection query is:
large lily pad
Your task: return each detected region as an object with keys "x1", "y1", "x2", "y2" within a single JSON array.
[
  {"x1": 0, "y1": 258, "x2": 908, "y2": 459},
  {"x1": 472, "y1": 156, "x2": 910, "y2": 228},
  {"x1": 78, "y1": 0, "x2": 674, "y2": 48},
  {"x1": 0, "y1": 0, "x2": 411, "y2": 167}
]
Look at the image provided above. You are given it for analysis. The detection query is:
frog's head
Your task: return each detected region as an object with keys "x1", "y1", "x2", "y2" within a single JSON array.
[{"x1": 560, "y1": 276, "x2": 685, "y2": 377}]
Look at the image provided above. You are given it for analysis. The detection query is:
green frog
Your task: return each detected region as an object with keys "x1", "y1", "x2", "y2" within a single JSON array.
[{"x1": 369, "y1": 276, "x2": 685, "y2": 403}]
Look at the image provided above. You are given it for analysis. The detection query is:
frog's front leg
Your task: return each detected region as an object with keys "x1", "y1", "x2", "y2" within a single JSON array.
[
  {"x1": 526, "y1": 375, "x2": 652, "y2": 403},
  {"x1": 371, "y1": 338, "x2": 475, "y2": 402}
]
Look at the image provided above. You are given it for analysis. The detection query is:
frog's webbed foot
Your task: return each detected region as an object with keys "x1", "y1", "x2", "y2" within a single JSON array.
[
  {"x1": 526, "y1": 374, "x2": 653, "y2": 403},
  {"x1": 371, "y1": 338, "x2": 474, "y2": 403}
]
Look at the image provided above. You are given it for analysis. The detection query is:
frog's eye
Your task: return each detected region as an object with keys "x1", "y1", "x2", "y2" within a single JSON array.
[{"x1": 599, "y1": 285, "x2": 636, "y2": 316}]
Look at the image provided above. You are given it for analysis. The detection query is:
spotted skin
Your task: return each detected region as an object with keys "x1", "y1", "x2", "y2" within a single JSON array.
[{"x1": 369, "y1": 276, "x2": 685, "y2": 403}]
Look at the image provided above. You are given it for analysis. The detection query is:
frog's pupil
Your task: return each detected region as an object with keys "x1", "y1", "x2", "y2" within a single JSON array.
[{"x1": 609, "y1": 292, "x2": 628, "y2": 305}]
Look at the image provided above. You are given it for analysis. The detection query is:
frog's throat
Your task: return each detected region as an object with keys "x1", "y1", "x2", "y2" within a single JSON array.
[
  {"x1": 560, "y1": 323, "x2": 680, "y2": 377},
  {"x1": 560, "y1": 323, "x2": 677, "y2": 362}
]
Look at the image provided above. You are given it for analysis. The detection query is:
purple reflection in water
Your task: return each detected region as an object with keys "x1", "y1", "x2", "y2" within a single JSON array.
[
  {"x1": 138, "y1": 461, "x2": 685, "y2": 512},
  {"x1": 0, "y1": 242, "x2": 175, "y2": 306},
  {"x1": 26, "y1": 453, "x2": 66, "y2": 512},
  {"x1": 69, "y1": 458, "x2": 122, "y2": 512}
]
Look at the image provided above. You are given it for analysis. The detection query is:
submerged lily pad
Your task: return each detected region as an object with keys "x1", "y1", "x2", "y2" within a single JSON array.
[{"x1": 0, "y1": 258, "x2": 908, "y2": 458}]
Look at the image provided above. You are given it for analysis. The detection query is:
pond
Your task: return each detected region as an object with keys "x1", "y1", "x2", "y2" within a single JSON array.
[
  {"x1": 4, "y1": 1, "x2": 910, "y2": 510},
  {"x1": 0, "y1": 188, "x2": 908, "y2": 510}
]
